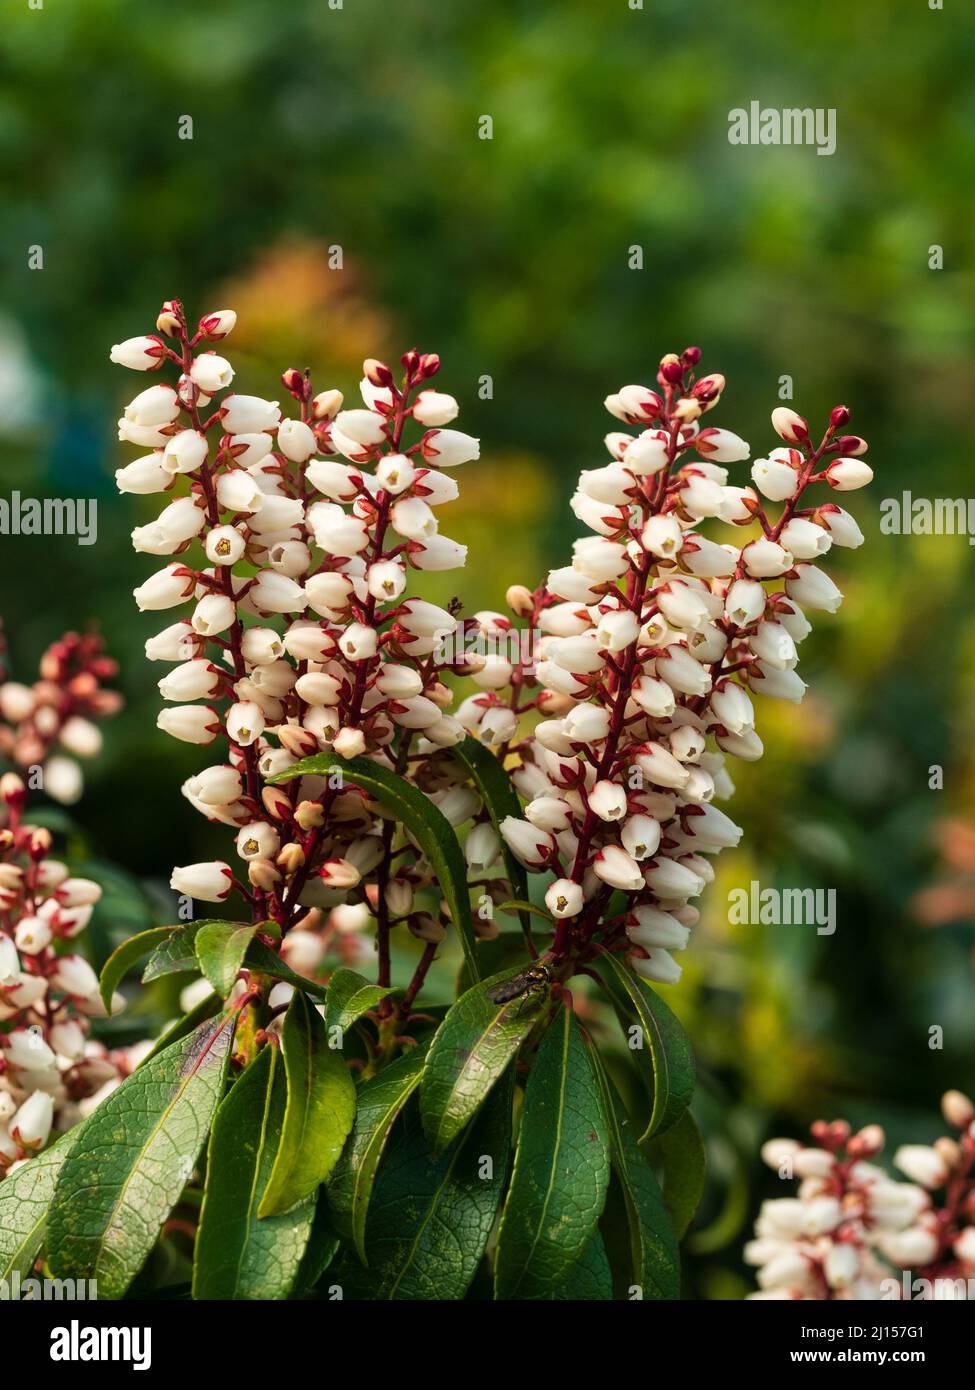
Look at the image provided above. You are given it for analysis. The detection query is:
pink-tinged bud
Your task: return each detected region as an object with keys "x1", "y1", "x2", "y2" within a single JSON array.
[
  {"x1": 221, "y1": 394, "x2": 281, "y2": 434},
  {"x1": 295, "y1": 799, "x2": 325, "y2": 831},
  {"x1": 51, "y1": 954, "x2": 100, "y2": 999},
  {"x1": 500, "y1": 816, "x2": 555, "y2": 868},
  {"x1": 893, "y1": 1144, "x2": 949, "y2": 1189},
  {"x1": 835, "y1": 434, "x2": 868, "y2": 456},
  {"x1": 335, "y1": 408, "x2": 386, "y2": 447},
  {"x1": 277, "y1": 417, "x2": 318, "y2": 463},
  {"x1": 593, "y1": 845, "x2": 643, "y2": 892},
  {"x1": 198, "y1": 308, "x2": 237, "y2": 341},
  {"x1": 628, "y1": 946, "x2": 682, "y2": 986},
  {"x1": 506, "y1": 584, "x2": 535, "y2": 618},
  {"x1": 364, "y1": 358, "x2": 395, "y2": 388},
  {"x1": 0, "y1": 772, "x2": 26, "y2": 808},
  {"x1": 278, "y1": 724, "x2": 319, "y2": 759},
  {"x1": 157, "y1": 704, "x2": 220, "y2": 745},
  {"x1": 942, "y1": 1089, "x2": 975, "y2": 1129},
  {"x1": 281, "y1": 367, "x2": 305, "y2": 397},
  {"x1": 418, "y1": 352, "x2": 440, "y2": 380},
  {"x1": 312, "y1": 388, "x2": 343, "y2": 420},
  {"x1": 695, "y1": 427, "x2": 750, "y2": 462},
  {"x1": 248, "y1": 857, "x2": 282, "y2": 891},
  {"x1": 320, "y1": 857, "x2": 361, "y2": 889},
  {"x1": 830, "y1": 405, "x2": 851, "y2": 428},
  {"x1": 156, "y1": 301, "x2": 182, "y2": 337},
  {"x1": 333, "y1": 727, "x2": 367, "y2": 759},
  {"x1": 659, "y1": 360, "x2": 684, "y2": 386},
  {"x1": 110, "y1": 335, "x2": 166, "y2": 371},
  {"x1": 770, "y1": 407, "x2": 809, "y2": 442},
  {"x1": 825, "y1": 457, "x2": 873, "y2": 491},
  {"x1": 170, "y1": 861, "x2": 233, "y2": 902},
  {"x1": 10, "y1": 1091, "x2": 54, "y2": 1151},
  {"x1": 690, "y1": 372, "x2": 724, "y2": 407},
  {"x1": 261, "y1": 786, "x2": 294, "y2": 821},
  {"x1": 133, "y1": 563, "x2": 196, "y2": 612}
]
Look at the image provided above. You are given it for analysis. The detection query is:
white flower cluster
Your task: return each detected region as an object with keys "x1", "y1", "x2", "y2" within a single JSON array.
[
  {"x1": 0, "y1": 774, "x2": 149, "y2": 1175},
  {"x1": 112, "y1": 301, "x2": 480, "y2": 935},
  {"x1": 747, "y1": 1093, "x2": 975, "y2": 1299},
  {"x1": 459, "y1": 349, "x2": 872, "y2": 985}
]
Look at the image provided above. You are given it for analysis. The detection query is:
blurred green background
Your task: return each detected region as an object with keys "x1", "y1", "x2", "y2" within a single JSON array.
[{"x1": 2, "y1": 0, "x2": 974, "y2": 1296}]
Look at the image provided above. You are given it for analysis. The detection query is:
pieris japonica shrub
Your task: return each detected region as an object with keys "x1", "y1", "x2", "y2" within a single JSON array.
[
  {"x1": 748, "y1": 1090, "x2": 975, "y2": 1300},
  {"x1": 3, "y1": 315, "x2": 871, "y2": 1302},
  {"x1": 0, "y1": 631, "x2": 140, "y2": 1177}
]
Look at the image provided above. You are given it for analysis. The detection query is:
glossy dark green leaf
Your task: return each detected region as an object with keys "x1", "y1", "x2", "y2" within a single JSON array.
[
  {"x1": 141, "y1": 923, "x2": 203, "y2": 982},
  {"x1": 327, "y1": 1045, "x2": 426, "y2": 1263},
  {"x1": 0, "y1": 1130, "x2": 79, "y2": 1284},
  {"x1": 195, "y1": 921, "x2": 258, "y2": 997},
  {"x1": 588, "y1": 1039, "x2": 680, "y2": 1300},
  {"x1": 420, "y1": 964, "x2": 547, "y2": 1154},
  {"x1": 259, "y1": 992, "x2": 356, "y2": 1217},
  {"x1": 292, "y1": 1193, "x2": 340, "y2": 1296},
  {"x1": 48, "y1": 1014, "x2": 235, "y2": 1298},
  {"x1": 453, "y1": 735, "x2": 533, "y2": 945},
  {"x1": 340, "y1": 1074, "x2": 513, "y2": 1300},
  {"x1": 193, "y1": 1046, "x2": 315, "y2": 1299},
  {"x1": 493, "y1": 1006, "x2": 610, "y2": 1300},
  {"x1": 600, "y1": 948, "x2": 695, "y2": 1140},
  {"x1": 99, "y1": 927, "x2": 173, "y2": 1014},
  {"x1": 244, "y1": 938, "x2": 328, "y2": 1002},
  {"x1": 324, "y1": 967, "x2": 397, "y2": 1035},
  {"x1": 553, "y1": 1229, "x2": 613, "y2": 1300},
  {"x1": 268, "y1": 752, "x2": 479, "y2": 982},
  {"x1": 644, "y1": 1107, "x2": 707, "y2": 1240}
]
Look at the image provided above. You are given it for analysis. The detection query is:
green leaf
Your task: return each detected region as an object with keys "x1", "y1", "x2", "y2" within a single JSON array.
[
  {"x1": 493, "y1": 1006, "x2": 610, "y2": 1300},
  {"x1": 244, "y1": 938, "x2": 328, "y2": 1003},
  {"x1": 47, "y1": 1014, "x2": 235, "y2": 1299},
  {"x1": 496, "y1": 899, "x2": 554, "y2": 923},
  {"x1": 343, "y1": 1073, "x2": 513, "y2": 1299},
  {"x1": 268, "y1": 752, "x2": 479, "y2": 982},
  {"x1": 453, "y1": 735, "x2": 533, "y2": 945},
  {"x1": 99, "y1": 927, "x2": 173, "y2": 1014},
  {"x1": 293, "y1": 1193, "x2": 340, "y2": 1296},
  {"x1": 324, "y1": 967, "x2": 397, "y2": 1035},
  {"x1": 195, "y1": 921, "x2": 258, "y2": 997},
  {"x1": 420, "y1": 964, "x2": 546, "y2": 1154},
  {"x1": 139, "y1": 990, "x2": 220, "y2": 1066},
  {"x1": 644, "y1": 1107, "x2": 707, "y2": 1241},
  {"x1": 554, "y1": 1230, "x2": 613, "y2": 1300},
  {"x1": 587, "y1": 1039, "x2": 680, "y2": 1300},
  {"x1": 599, "y1": 948, "x2": 695, "y2": 1141},
  {"x1": 0, "y1": 1131, "x2": 79, "y2": 1287},
  {"x1": 192, "y1": 1046, "x2": 315, "y2": 1299},
  {"x1": 328, "y1": 1046, "x2": 427, "y2": 1263},
  {"x1": 259, "y1": 992, "x2": 356, "y2": 1217},
  {"x1": 142, "y1": 923, "x2": 203, "y2": 982}
]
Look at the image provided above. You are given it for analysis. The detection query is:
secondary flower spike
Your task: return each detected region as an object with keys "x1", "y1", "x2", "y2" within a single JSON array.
[{"x1": 457, "y1": 346, "x2": 871, "y2": 990}]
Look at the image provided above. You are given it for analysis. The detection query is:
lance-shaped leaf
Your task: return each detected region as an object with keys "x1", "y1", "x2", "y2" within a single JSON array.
[
  {"x1": 142, "y1": 923, "x2": 203, "y2": 982},
  {"x1": 494, "y1": 1006, "x2": 610, "y2": 1300},
  {"x1": 193, "y1": 1045, "x2": 315, "y2": 1299},
  {"x1": 195, "y1": 921, "x2": 258, "y2": 997},
  {"x1": 554, "y1": 1230, "x2": 613, "y2": 1300},
  {"x1": 47, "y1": 1014, "x2": 234, "y2": 1299},
  {"x1": 99, "y1": 926, "x2": 173, "y2": 1014},
  {"x1": 343, "y1": 1072, "x2": 513, "y2": 1300},
  {"x1": 328, "y1": 1045, "x2": 426, "y2": 1263},
  {"x1": 453, "y1": 734, "x2": 533, "y2": 945},
  {"x1": 420, "y1": 964, "x2": 546, "y2": 1154},
  {"x1": 259, "y1": 991, "x2": 356, "y2": 1217},
  {"x1": 243, "y1": 938, "x2": 328, "y2": 1002},
  {"x1": 268, "y1": 752, "x2": 479, "y2": 982},
  {"x1": 293, "y1": 1193, "x2": 340, "y2": 1297},
  {"x1": 324, "y1": 967, "x2": 397, "y2": 1035},
  {"x1": 599, "y1": 947, "x2": 695, "y2": 1141},
  {"x1": 587, "y1": 1038, "x2": 680, "y2": 1300},
  {"x1": 0, "y1": 1131, "x2": 80, "y2": 1285},
  {"x1": 644, "y1": 1107, "x2": 707, "y2": 1240}
]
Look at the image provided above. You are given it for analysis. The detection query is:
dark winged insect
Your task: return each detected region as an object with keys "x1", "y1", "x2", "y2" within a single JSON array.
[{"x1": 486, "y1": 962, "x2": 552, "y2": 1011}]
